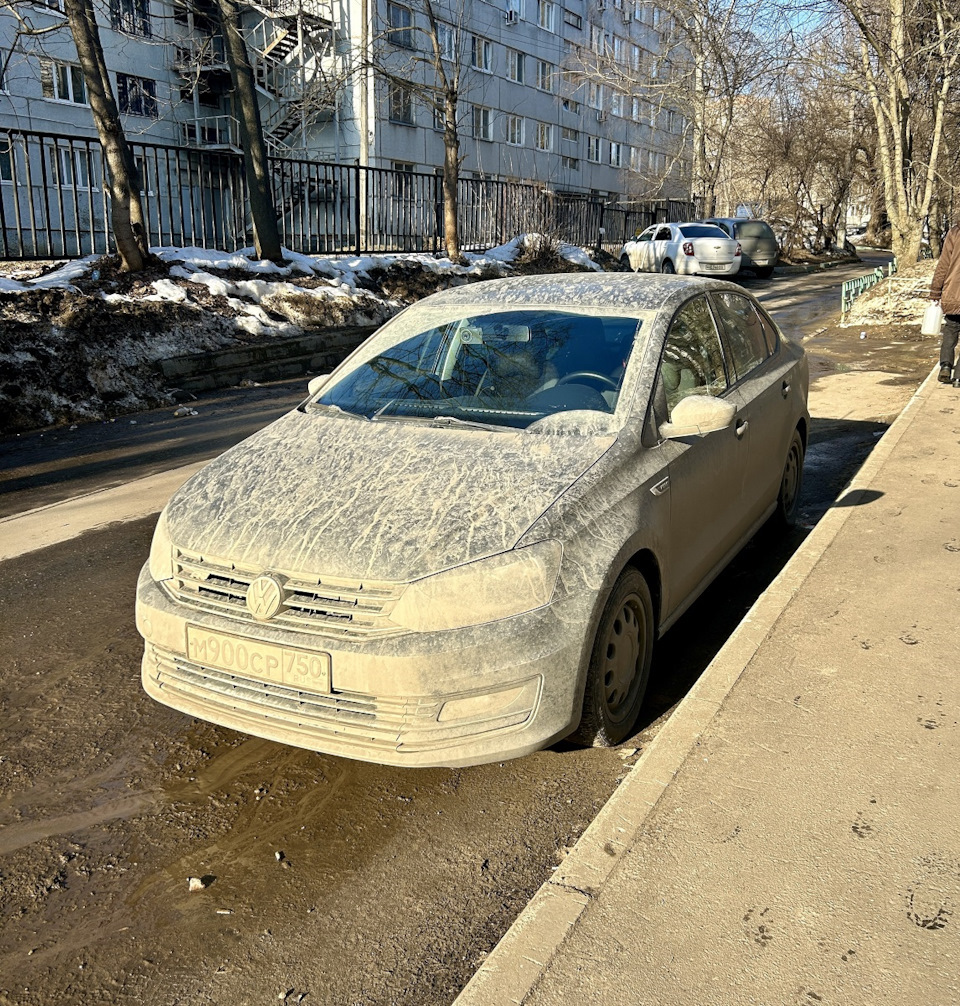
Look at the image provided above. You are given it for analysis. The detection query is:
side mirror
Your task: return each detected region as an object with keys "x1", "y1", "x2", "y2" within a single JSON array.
[
  {"x1": 660, "y1": 395, "x2": 737, "y2": 439},
  {"x1": 307, "y1": 373, "x2": 331, "y2": 396}
]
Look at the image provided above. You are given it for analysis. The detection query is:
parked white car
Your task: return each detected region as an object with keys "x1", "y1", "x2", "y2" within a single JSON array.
[
  {"x1": 137, "y1": 274, "x2": 808, "y2": 768},
  {"x1": 621, "y1": 222, "x2": 742, "y2": 277}
]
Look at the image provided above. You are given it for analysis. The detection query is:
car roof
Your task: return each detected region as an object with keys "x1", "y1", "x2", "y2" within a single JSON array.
[{"x1": 409, "y1": 272, "x2": 746, "y2": 315}]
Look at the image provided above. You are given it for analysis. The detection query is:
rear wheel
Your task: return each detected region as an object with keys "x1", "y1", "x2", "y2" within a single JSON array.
[
  {"x1": 661, "y1": 259, "x2": 675, "y2": 274},
  {"x1": 620, "y1": 255, "x2": 633, "y2": 272},
  {"x1": 575, "y1": 568, "x2": 654, "y2": 747},
  {"x1": 773, "y1": 429, "x2": 804, "y2": 528},
  {"x1": 755, "y1": 265, "x2": 775, "y2": 279}
]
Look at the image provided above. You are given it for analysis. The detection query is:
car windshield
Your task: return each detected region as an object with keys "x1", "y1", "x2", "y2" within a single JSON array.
[
  {"x1": 679, "y1": 224, "x2": 730, "y2": 239},
  {"x1": 734, "y1": 221, "x2": 776, "y2": 239},
  {"x1": 310, "y1": 307, "x2": 645, "y2": 431}
]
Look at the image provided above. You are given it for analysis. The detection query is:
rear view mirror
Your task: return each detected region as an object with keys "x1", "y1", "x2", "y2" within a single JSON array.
[
  {"x1": 308, "y1": 373, "x2": 331, "y2": 396},
  {"x1": 660, "y1": 395, "x2": 737, "y2": 439}
]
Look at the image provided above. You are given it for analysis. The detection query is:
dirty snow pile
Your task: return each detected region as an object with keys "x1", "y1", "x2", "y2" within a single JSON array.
[
  {"x1": 842, "y1": 260, "x2": 936, "y2": 327},
  {"x1": 0, "y1": 235, "x2": 601, "y2": 433}
]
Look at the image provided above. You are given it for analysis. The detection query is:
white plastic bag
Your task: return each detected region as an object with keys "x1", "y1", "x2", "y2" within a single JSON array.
[{"x1": 921, "y1": 302, "x2": 944, "y2": 336}]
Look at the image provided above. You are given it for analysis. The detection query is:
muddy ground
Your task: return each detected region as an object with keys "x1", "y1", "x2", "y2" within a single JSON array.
[{"x1": 0, "y1": 252, "x2": 944, "y2": 1006}]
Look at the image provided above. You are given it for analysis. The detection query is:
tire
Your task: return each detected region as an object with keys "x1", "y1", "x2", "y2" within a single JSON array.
[
  {"x1": 773, "y1": 429, "x2": 804, "y2": 528},
  {"x1": 755, "y1": 265, "x2": 775, "y2": 279},
  {"x1": 661, "y1": 259, "x2": 675, "y2": 274},
  {"x1": 620, "y1": 255, "x2": 633, "y2": 272},
  {"x1": 575, "y1": 568, "x2": 654, "y2": 747}
]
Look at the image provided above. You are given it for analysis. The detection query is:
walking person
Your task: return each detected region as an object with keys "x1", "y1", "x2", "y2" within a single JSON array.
[{"x1": 932, "y1": 222, "x2": 960, "y2": 384}]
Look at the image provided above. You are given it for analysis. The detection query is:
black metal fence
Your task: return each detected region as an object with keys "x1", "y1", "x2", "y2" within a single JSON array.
[{"x1": 0, "y1": 127, "x2": 699, "y2": 260}]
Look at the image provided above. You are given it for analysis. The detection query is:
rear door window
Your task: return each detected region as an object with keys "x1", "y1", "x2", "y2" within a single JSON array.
[{"x1": 711, "y1": 291, "x2": 771, "y2": 382}]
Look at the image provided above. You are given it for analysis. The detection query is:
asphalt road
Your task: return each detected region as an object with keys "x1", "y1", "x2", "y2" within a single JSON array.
[{"x1": 0, "y1": 255, "x2": 908, "y2": 1006}]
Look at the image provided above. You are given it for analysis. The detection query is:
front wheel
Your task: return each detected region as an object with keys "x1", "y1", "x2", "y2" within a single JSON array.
[
  {"x1": 661, "y1": 259, "x2": 675, "y2": 274},
  {"x1": 773, "y1": 429, "x2": 804, "y2": 528},
  {"x1": 620, "y1": 255, "x2": 633, "y2": 272},
  {"x1": 575, "y1": 568, "x2": 654, "y2": 747}
]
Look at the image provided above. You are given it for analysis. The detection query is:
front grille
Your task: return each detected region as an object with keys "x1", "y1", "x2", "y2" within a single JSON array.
[
  {"x1": 167, "y1": 549, "x2": 406, "y2": 640},
  {"x1": 147, "y1": 643, "x2": 439, "y2": 751}
]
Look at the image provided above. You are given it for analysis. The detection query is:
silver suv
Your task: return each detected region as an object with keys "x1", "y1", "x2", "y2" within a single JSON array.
[{"x1": 704, "y1": 218, "x2": 779, "y2": 278}]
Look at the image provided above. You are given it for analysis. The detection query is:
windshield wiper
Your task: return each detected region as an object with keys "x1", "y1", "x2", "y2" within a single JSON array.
[
  {"x1": 426, "y1": 415, "x2": 509, "y2": 432},
  {"x1": 307, "y1": 401, "x2": 370, "y2": 421}
]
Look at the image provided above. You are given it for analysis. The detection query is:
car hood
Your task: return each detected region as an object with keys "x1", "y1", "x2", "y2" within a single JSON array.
[{"x1": 165, "y1": 409, "x2": 615, "y2": 582}]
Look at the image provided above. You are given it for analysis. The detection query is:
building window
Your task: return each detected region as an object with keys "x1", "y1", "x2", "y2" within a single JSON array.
[
  {"x1": 0, "y1": 141, "x2": 13, "y2": 182},
  {"x1": 561, "y1": 154, "x2": 579, "y2": 170},
  {"x1": 536, "y1": 59, "x2": 554, "y2": 92},
  {"x1": 110, "y1": 0, "x2": 151, "y2": 36},
  {"x1": 117, "y1": 73, "x2": 157, "y2": 117},
  {"x1": 587, "y1": 136, "x2": 601, "y2": 163},
  {"x1": 506, "y1": 48, "x2": 524, "y2": 83},
  {"x1": 561, "y1": 126, "x2": 579, "y2": 144},
  {"x1": 609, "y1": 141, "x2": 622, "y2": 167},
  {"x1": 0, "y1": 48, "x2": 8, "y2": 93},
  {"x1": 506, "y1": 114, "x2": 524, "y2": 145},
  {"x1": 632, "y1": 44, "x2": 643, "y2": 72},
  {"x1": 535, "y1": 122, "x2": 552, "y2": 151},
  {"x1": 41, "y1": 60, "x2": 88, "y2": 104},
  {"x1": 612, "y1": 93, "x2": 624, "y2": 117},
  {"x1": 432, "y1": 104, "x2": 444, "y2": 131},
  {"x1": 632, "y1": 97, "x2": 641, "y2": 121},
  {"x1": 436, "y1": 22, "x2": 456, "y2": 61},
  {"x1": 613, "y1": 36, "x2": 625, "y2": 64},
  {"x1": 388, "y1": 83, "x2": 414, "y2": 124},
  {"x1": 563, "y1": 9, "x2": 582, "y2": 29},
  {"x1": 587, "y1": 82, "x2": 603, "y2": 110},
  {"x1": 472, "y1": 105, "x2": 493, "y2": 140},
  {"x1": 386, "y1": 2, "x2": 414, "y2": 48},
  {"x1": 471, "y1": 35, "x2": 492, "y2": 71},
  {"x1": 50, "y1": 145, "x2": 93, "y2": 188},
  {"x1": 561, "y1": 97, "x2": 581, "y2": 115},
  {"x1": 537, "y1": 0, "x2": 555, "y2": 31}
]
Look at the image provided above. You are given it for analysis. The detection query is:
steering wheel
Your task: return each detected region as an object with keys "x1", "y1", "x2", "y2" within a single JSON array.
[{"x1": 556, "y1": 371, "x2": 619, "y2": 390}]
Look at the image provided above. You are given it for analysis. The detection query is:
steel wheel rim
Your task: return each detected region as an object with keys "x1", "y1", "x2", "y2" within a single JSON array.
[
  {"x1": 601, "y1": 594, "x2": 646, "y2": 722},
  {"x1": 781, "y1": 441, "x2": 801, "y2": 514}
]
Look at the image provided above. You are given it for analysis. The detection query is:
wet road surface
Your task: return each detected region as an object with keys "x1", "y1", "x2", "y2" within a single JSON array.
[{"x1": 0, "y1": 254, "x2": 930, "y2": 1005}]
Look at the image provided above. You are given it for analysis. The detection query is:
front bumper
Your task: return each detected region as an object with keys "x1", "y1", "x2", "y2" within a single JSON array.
[{"x1": 136, "y1": 564, "x2": 590, "y2": 767}]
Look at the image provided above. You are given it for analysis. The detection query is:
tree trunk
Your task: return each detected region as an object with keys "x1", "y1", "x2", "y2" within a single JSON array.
[
  {"x1": 214, "y1": 0, "x2": 283, "y2": 263},
  {"x1": 442, "y1": 92, "x2": 461, "y2": 262},
  {"x1": 65, "y1": 0, "x2": 146, "y2": 272}
]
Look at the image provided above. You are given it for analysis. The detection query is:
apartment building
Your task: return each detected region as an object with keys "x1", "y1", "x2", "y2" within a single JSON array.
[{"x1": 0, "y1": 0, "x2": 690, "y2": 201}]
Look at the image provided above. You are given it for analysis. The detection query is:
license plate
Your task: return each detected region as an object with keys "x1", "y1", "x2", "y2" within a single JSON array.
[
  {"x1": 701, "y1": 263, "x2": 729, "y2": 272},
  {"x1": 186, "y1": 626, "x2": 331, "y2": 693}
]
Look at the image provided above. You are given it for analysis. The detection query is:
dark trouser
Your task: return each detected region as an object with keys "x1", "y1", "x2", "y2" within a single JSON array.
[{"x1": 941, "y1": 315, "x2": 960, "y2": 377}]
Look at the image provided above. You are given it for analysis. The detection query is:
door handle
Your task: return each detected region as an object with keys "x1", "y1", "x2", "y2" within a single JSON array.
[
  {"x1": 781, "y1": 380, "x2": 790, "y2": 398},
  {"x1": 736, "y1": 420, "x2": 749, "y2": 439}
]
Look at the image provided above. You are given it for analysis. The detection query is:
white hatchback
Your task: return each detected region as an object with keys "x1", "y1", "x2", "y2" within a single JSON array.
[{"x1": 621, "y1": 222, "x2": 742, "y2": 277}]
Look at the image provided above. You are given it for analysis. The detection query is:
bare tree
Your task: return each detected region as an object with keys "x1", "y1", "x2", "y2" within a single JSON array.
[
  {"x1": 814, "y1": 0, "x2": 960, "y2": 262},
  {"x1": 357, "y1": 0, "x2": 466, "y2": 261},
  {"x1": 58, "y1": 0, "x2": 149, "y2": 271},
  {"x1": 564, "y1": 0, "x2": 783, "y2": 214},
  {"x1": 212, "y1": 0, "x2": 283, "y2": 263}
]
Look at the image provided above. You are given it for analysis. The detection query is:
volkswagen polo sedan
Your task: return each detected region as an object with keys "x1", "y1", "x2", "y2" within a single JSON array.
[{"x1": 137, "y1": 274, "x2": 808, "y2": 767}]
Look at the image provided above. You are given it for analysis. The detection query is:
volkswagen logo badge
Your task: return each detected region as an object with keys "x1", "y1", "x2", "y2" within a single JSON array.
[{"x1": 247, "y1": 574, "x2": 286, "y2": 621}]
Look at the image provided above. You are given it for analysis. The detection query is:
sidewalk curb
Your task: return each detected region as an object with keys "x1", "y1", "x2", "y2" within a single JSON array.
[{"x1": 452, "y1": 363, "x2": 940, "y2": 1006}]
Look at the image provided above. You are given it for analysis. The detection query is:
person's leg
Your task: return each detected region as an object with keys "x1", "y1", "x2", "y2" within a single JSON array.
[{"x1": 940, "y1": 315, "x2": 960, "y2": 382}]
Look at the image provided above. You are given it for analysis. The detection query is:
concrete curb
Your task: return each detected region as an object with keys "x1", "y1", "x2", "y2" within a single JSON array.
[{"x1": 452, "y1": 363, "x2": 940, "y2": 1006}]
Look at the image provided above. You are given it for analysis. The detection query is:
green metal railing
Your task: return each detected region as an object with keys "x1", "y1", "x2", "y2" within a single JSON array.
[{"x1": 841, "y1": 259, "x2": 898, "y2": 316}]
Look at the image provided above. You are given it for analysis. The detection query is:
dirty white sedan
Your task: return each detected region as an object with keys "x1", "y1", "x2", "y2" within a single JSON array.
[
  {"x1": 137, "y1": 274, "x2": 808, "y2": 767},
  {"x1": 621, "y1": 222, "x2": 742, "y2": 276}
]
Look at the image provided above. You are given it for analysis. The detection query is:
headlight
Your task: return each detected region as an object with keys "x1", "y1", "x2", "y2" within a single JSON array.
[
  {"x1": 390, "y1": 540, "x2": 562, "y2": 633},
  {"x1": 148, "y1": 507, "x2": 175, "y2": 583}
]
